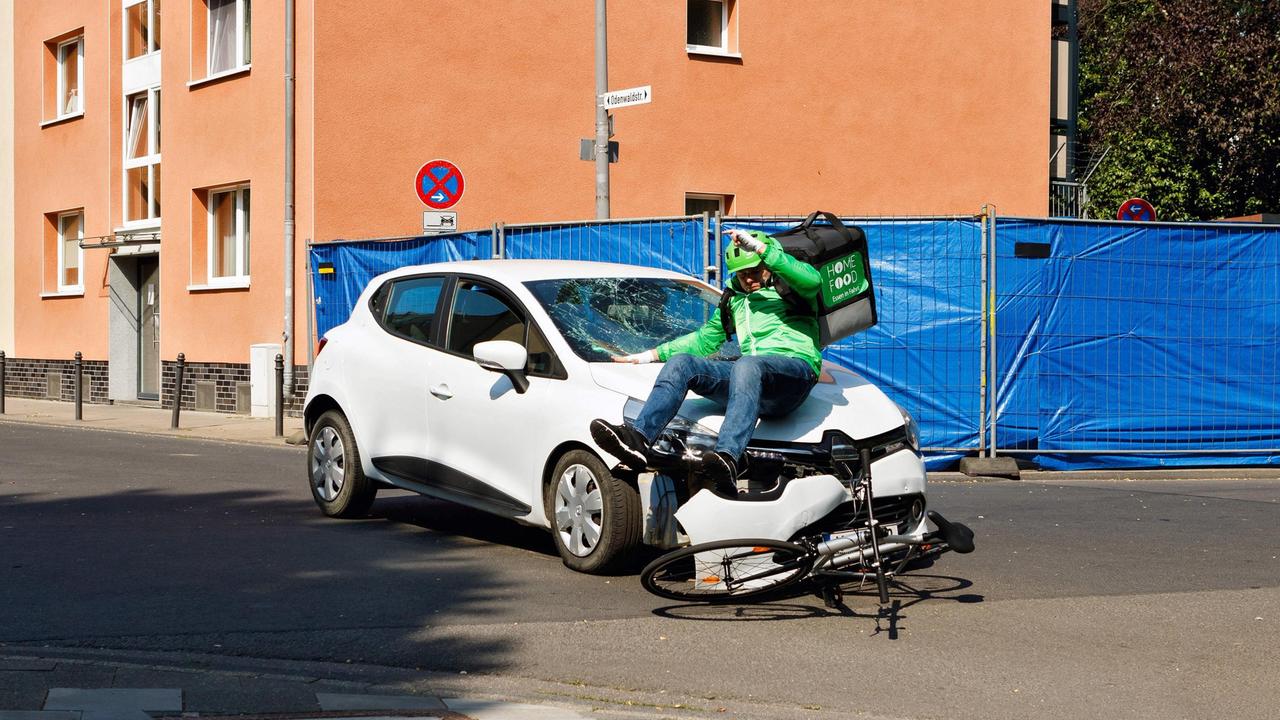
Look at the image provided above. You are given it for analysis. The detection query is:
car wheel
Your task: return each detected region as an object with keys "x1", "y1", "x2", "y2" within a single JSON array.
[
  {"x1": 308, "y1": 409, "x2": 376, "y2": 518},
  {"x1": 546, "y1": 449, "x2": 641, "y2": 574}
]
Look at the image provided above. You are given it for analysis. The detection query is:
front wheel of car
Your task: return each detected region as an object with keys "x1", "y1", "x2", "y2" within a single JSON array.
[
  {"x1": 308, "y1": 410, "x2": 377, "y2": 518},
  {"x1": 546, "y1": 449, "x2": 641, "y2": 574}
]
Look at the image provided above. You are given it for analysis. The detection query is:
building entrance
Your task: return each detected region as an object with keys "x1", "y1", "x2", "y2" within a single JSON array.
[{"x1": 138, "y1": 257, "x2": 160, "y2": 399}]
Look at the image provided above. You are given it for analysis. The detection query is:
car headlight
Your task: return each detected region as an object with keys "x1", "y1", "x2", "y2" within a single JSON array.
[
  {"x1": 898, "y1": 405, "x2": 920, "y2": 452},
  {"x1": 623, "y1": 397, "x2": 718, "y2": 455}
]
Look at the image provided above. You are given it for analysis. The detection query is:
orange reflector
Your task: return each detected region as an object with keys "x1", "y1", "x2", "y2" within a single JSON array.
[
  {"x1": 751, "y1": 547, "x2": 770, "y2": 553},
  {"x1": 701, "y1": 576, "x2": 721, "y2": 584}
]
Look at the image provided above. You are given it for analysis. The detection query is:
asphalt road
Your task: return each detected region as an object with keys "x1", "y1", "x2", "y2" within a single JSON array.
[{"x1": 2, "y1": 423, "x2": 1278, "y2": 719}]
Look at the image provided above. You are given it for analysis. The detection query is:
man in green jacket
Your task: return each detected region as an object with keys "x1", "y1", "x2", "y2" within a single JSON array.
[{"x1": 591, "y1": 229, "x2": 823, "y2": 488}]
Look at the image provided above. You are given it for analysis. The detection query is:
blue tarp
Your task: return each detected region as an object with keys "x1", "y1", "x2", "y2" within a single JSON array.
[
  {"x1": 307, "y1": 216, "x2": 1280, "y2": 471},
  {"x1": 995, "y1": 218, "x2": 1280, "y2": 469}
]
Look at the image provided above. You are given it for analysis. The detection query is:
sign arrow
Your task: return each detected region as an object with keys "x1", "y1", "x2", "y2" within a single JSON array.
[{"x1": 430, "y1": 191, "x2": 447, "y2": 203}]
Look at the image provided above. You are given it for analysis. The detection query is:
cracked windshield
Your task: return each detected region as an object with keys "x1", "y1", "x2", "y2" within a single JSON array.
[{"x1": 525, "y1": 277, "x2": 738, "y2": 362}]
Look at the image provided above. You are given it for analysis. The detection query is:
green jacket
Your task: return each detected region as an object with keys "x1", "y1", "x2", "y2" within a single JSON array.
[{"x1": 657, "y1": 234, "x2": 823, "y2": 375}]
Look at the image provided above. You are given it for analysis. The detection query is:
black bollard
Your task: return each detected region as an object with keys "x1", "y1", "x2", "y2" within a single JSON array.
[
  {"x1": 274, "y1": 353, "x2": 284, "y2": 437},
  {"x1": 171, "y1": 353, "x2": 186, "y2": 429},
  {"x1": 1, "y1": 350, "x2": 6, "y2": 415},
  {"x1": 74, "y1": 351, "x2": 83, "y2": 420}
]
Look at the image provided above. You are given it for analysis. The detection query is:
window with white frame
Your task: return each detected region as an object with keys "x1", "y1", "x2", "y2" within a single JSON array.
[
  {"x1": 208, "y1": 0, "x2": 251, "y2": 75},
  {"x1": 209, "y1": 186, "x2": 250, "y2": 281},
  {"x1": 687, "y1": 0, "x2": 733, "y2": 54},
  {"x1": 56, "y1": 36, "x2": 84, "y2": 117},
  {"x1": 58, "y1": 211, "x2": 85, "y2": 291},
  {"x1": 124, "y1": 87, "x2": 161, "y2": 224},
  {"x1": 126, "y1": 0, "x2": 162, "y2": 60}
]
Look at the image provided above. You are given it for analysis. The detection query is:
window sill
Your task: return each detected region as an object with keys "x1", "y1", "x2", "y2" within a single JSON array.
[
  {"x1": 41, "y1": 288, "x2": 84, "y2": 298},
  {"x1": 686, "y1": 45, "x2": 741, "y2": 60},
  {"x1": 41, "y1": 111, "x2": 85, "y2": 128},
  {"x1": 187, "y1": 64, "x2": 252, "y2": 89},
  {"x1": 188, "y1": 278, "x2": 251, "y2": 292}
]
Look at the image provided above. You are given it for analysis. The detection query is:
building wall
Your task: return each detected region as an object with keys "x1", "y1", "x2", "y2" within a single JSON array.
[
  {"x1": 0, "y1": 0, "x2": 13, "y2": 355},
  {"x1": 12, "y1": 0, "x2": 113, "y2": 361},
  {"x1": 312, "y1": 0, "x2": 1049, "y2": 241}
]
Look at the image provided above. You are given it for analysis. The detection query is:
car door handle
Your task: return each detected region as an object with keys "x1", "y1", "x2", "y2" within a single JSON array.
[{"x1": 429, "y1": 383, "x2": 453, "y2": 400}]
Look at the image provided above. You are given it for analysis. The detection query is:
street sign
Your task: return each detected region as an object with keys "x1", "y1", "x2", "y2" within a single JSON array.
[
  {"x1": 579, "y1": 138, "x2": 619, "y2": 163},
  {"x1": 1117, "y1": 197, "x2": 1156, "y2": 221},
  {"x1": 423, "y1": 211, "x2": 458, "y2": 233},
  {"x1": 600, "y1": 85, "x2": 652, "y2": 110},
  {"x1": 415, "y1": 160, "x2": 465, "y2": 210}
]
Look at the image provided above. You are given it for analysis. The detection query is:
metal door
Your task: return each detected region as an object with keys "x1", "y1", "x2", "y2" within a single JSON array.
[{"x1": 138, "y1": 257, "x2": 160, "y2": 399}]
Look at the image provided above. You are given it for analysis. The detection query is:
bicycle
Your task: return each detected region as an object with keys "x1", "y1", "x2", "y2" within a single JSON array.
[{"x1": 640, "y1": 445, "x2": 976, "y2": 606}]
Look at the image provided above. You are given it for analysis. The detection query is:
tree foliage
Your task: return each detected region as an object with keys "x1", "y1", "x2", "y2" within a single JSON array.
[{"x1": 1078, "y1": 0, "x2": 1280, "y2": 220}]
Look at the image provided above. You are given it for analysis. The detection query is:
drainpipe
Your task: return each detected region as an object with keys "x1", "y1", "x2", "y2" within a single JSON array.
[{"x1": 282, "y1": 0, "x2": 296, "y2": 392}]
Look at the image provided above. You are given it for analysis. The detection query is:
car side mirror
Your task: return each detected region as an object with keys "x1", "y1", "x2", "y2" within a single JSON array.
[{"x1": 473, "y1": 340, "x2": 530, "y2": 394}]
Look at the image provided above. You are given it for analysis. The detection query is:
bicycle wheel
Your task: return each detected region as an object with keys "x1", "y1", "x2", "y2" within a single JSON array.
[{"x1": 641, "y1": 538, "x2": 815, "y2": 602}]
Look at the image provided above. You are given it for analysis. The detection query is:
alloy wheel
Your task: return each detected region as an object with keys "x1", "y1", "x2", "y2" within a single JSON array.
[
  {"x1": 310, "y1": 425, "x2": 346, "y2": 501},
  {"x1": 553, "y1": 463, "x2": 604, "y2": 557}
]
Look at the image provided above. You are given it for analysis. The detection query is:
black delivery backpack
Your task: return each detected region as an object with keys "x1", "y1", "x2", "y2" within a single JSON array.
[{"x1": 769, "y1": 210, "x2": 878, "y2": 345}]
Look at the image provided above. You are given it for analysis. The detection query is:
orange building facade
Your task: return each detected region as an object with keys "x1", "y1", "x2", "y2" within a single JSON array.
[{"x1": 10, "y1": 1, "x2": 1051, "y2": 413}]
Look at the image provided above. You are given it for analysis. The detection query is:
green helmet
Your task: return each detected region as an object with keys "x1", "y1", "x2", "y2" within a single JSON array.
[{"x1": 724, "y1": 239, "x2": 763, "y2": 274}]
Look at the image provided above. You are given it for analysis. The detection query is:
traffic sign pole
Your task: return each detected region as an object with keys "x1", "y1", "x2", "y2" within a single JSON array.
[{"x1": 594, "y1": 0, "x2": 610, "y2": 219}]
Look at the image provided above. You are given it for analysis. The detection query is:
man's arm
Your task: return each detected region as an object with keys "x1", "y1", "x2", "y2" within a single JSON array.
[{"x1": 757, "y1": 234, "x2": 821, "y2": 298}]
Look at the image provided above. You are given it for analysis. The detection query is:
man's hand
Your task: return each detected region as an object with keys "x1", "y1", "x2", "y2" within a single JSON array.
[
  {"x1": 611, "y1": 350, "x2": 657, "y2": 364},
  {"x1": 726, "y1": 228, "x2": 766, "y2": 254}
]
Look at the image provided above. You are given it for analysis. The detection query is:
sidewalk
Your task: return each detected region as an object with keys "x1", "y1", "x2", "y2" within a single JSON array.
[{"x1": 0, "y1": 397, "x2": 306, "y2": 447}]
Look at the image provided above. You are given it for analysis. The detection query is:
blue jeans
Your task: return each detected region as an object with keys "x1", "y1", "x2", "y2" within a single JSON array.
[{"x1": 632, "y1": 353, "x2": 818, "y2": 459}]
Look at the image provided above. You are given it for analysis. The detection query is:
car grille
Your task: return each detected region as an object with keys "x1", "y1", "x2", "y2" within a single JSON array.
[{"x1": 792, "y1": 492, "x2": 924, "y2": 539}]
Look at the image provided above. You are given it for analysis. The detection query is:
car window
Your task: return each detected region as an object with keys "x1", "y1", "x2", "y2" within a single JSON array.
[
  {"x1": 383, "y1": 276, "x2": 446, "y2": 344},
  {"x1": 447, "y1": 280, "x2": 527, "y2": 356}
]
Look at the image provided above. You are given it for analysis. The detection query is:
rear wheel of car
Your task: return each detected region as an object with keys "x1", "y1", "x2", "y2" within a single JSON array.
[
  {"x1": 546, "y1": 449, "x2": 641, "y2": 574},
  {"x1": 308, "y1": 410, "x2": 377, "y2": 518}
]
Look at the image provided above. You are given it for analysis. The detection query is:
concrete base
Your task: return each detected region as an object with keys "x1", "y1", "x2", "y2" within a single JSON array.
[{"x1": 959, "y1": 456, "x2": 1021, "y2": 480}]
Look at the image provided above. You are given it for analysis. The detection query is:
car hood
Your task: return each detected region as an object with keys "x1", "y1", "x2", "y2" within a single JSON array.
[{"x1": 588, "y1": 360, "x2": 904, "y2": 444}]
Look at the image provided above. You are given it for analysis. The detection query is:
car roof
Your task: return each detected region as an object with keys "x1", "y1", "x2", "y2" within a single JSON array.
[{"x1": 372, "y1": 259, "x2": 701, "y2": 285}]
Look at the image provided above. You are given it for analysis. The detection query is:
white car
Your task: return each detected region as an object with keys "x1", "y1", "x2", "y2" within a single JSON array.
[{"x1": 304, "y1": 260, "x2": 930, "y2": 574}]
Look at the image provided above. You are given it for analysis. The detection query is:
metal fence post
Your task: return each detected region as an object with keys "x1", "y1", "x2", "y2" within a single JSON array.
[
  {"x1": 0, "y1": 350, "x2": 6, "y2": 415},
  {"x1": 171, "y1": 353, "x2": 185, "y2": 429},
  {"x1": 275, "y1": 353, "x2": 285, "y2": 437},
  {"x1": 73, "y1": 351, "x2": 83, "y2": 421},
  {"x1": 988, "y1": 207, "x2": 999, "y2": 457},
  {"x1": 978, "y1": 206, "x2": 989, "y2": 457}
]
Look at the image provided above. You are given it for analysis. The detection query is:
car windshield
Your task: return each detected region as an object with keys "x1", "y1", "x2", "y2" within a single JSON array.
[{"x1": 525, "y1": 276, "x2": 737, "y2": 362}]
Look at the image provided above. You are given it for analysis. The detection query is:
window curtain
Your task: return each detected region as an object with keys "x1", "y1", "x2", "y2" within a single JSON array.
[
  {"x1": 209, "y1": 0, "x2": 236, "y2": 74},
  {"x1": 213, "y1": 191, "x2": 236, "y2": 277}
]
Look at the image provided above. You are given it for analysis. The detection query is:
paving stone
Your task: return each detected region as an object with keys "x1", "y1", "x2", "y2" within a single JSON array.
[
  {"x1": 317, "y1": 692, "x2": 446, "y2": 711},
  {"x1": 44, "y1": 689, "x2": 181, "y2": 713}
]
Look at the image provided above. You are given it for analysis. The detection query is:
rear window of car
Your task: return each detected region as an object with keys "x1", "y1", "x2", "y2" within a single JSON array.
[{"x1": 381, "y1": 276, "x2": 446, "y2": 343}]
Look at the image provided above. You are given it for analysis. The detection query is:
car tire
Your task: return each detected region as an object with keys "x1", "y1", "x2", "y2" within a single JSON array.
[
  {"x1": 308, "y1": 409, "x2": 377, "y2": 518},
  {"x1": 546, "y1": 449, "x2": 641, "y2": 574}
]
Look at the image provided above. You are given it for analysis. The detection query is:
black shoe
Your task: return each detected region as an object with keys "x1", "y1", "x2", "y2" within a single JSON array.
[
  {"x1": 590, "y1": 419, "x2": 651, "y2": 470},
  {"x1": 700, "y1": 450, "x2": 740, "y2": 492}
]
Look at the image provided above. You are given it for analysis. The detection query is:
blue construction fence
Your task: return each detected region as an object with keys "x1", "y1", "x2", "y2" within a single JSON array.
[{"x1": 308, "y1": 214, "x2": 1280, "y2": 471}]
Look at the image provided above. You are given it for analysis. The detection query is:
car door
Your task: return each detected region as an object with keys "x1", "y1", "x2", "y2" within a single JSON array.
[
  {"x1": 426, "y1": 276, "x2": 566, "y2": 518},
  {"x1": 353, "y1": 274, "x2": 447, "y2": 479}
]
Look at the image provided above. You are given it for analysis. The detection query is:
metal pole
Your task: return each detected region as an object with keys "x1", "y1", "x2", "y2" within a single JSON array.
[
  {"x1": 73, "y1": 352, "x2": 83, "y2": 420},
  {"x1": 594, "y1": 0, "x2": 610, "y2": 218},
  {"x1": 0, "y1": 351, "x2": 6, "y2": 415},
  {"x1": 988, "y1": 208, "x2": 999, "y2": 457},
  {"x1": 282, "y1": 0, "x2": 297, "y2": 393},
  {"x1": 978, "y1": 206, "x2": 988, "y2": 457},
  {"x1": 274, "y1": 353, "x2": 285, "y2": 437},
  {"x1": 171, "y1": 353, "x2": 185, "y2": 429}
]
